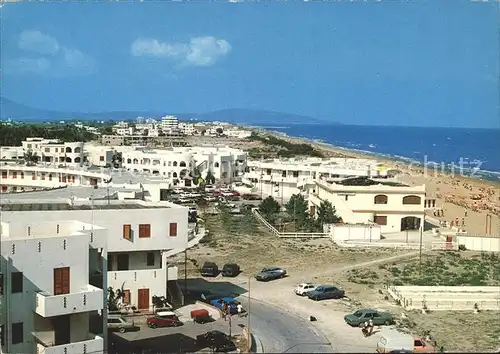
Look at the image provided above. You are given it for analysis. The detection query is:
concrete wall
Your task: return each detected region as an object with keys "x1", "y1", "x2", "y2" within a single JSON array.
[
  {"x1": 387, "y1": 285, "x2": 500, "y2": 311},
  {"x1": 457, "y1": 236, "x2": 500, "y2": 252},
  {"x1": 329, "y1": 224, "x2": 381, "y2": 242}
]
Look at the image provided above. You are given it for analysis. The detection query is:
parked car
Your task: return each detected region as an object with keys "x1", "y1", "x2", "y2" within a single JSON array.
[
  {"x1": 200, "y1": 262, "x2": 219, "y2": 277},
  {"x1": 376, "y1": 333, "x2": 435, "y2": 353},
  {"x1": 261, "y1": 266, "x2": 287, "y2": 276},
  {"x1": 307, "y1": 285, "x2": 345, "y2": 301},
  {"x1": 344, "y1": 308, "x2": 395, "y2": 327},
  {"x1": 146, "y1": 311, "x2": 183, "y2": 329},
  {"x1": 222, "y1": 263, "x2": 241, "y2": 277},
  {"x1": 196, "y1": 330, "x2": 237, "y2": 352},
  {"x1": 255, "y1": 270, "x2": 283, "y2": 282},
  {"x1": 294, "y1": 283, "x2": 317, "y2": 296},
  {"x1": 107, "y1": 315, "x2": 135, "y2": 333},
  {"x1": 210, "y1": 297, "x2": 240, "y2": 315},
  {"x1": 242, "y1": 194, "x2": 262, "y2": 200}
]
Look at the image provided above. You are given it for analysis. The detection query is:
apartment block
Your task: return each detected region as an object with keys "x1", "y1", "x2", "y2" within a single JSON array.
[{"x1": 0, "y1": 219, "x2": 107, "y2": 354}]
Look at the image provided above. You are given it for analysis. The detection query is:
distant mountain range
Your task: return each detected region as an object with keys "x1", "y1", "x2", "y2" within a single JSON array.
[{"x1": 0, "y1": 97, "x2": 331, "y2": 125}]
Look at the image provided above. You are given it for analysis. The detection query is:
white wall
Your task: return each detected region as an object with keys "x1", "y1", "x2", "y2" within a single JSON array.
[
  {"x1": 329, "y1": 224, "x2": 381, "y2": 241},
  {"x1": 457, "y1": 236, "x2": 500, "y2": 252}
]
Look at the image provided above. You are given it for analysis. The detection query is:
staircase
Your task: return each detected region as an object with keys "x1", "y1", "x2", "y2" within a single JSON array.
[{"x1": 167, "y1": 280, "x2": 184, "y2": 308}]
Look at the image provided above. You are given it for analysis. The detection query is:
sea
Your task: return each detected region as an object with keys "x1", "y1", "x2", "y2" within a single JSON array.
[{"x1": 257, "y1": 124, "x2": 500, "y2": 183}]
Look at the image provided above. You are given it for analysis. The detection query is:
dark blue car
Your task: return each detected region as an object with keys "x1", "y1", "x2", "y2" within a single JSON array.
[{"x1": 210, "y1": 297, "x2": 240, "y2": 315}]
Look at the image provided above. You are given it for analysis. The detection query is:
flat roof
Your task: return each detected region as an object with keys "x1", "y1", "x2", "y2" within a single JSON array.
[{"x1": 0, "y1": 203, "x2": 169, "y2": 212}]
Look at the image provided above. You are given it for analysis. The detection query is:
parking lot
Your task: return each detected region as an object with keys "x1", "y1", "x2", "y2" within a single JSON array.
[{"x1": 109, "y1": 297, "x2": 249, "y2": 353}]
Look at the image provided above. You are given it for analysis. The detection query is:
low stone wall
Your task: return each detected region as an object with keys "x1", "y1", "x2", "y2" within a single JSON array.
[{"x1": 387, "y1": 285, "x2": 500, "y2": 311}]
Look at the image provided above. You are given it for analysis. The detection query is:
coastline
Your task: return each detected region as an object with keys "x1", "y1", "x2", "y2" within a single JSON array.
[{"x1": 249, "y1": 127, "x2": 500, "y2": 238}]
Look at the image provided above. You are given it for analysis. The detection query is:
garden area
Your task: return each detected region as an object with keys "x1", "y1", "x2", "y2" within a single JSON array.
[{"x1": 257, "y1": 194, "x2": 341, "y2": 233}]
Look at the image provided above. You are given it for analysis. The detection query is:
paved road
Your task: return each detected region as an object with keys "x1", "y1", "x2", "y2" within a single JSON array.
[{"x1": 236, "y1": 296, "x2": 334, "y2": 353}]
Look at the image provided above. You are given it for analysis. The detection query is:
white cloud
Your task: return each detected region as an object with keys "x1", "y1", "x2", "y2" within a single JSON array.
[
  {"x1": 130, "y1": 36, "x2": 231, "y2": 67},
  {"x1": 4, "y1": 57, "x2": 51, "y2": 74},
  {"x1": 4, "y1": 30, "x2": 95, "y2": 76},
  {"x1": 18, "y1": 30, "x2": 60, "y2": 55}
]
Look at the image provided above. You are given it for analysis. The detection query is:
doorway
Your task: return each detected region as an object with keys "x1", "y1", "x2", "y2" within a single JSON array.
[
  {"x1": 54, "y1": 267, "x2": 70, "y2": 295},
  {"x1": 137, "y1": 289, "x2": 150, "y2": 310},
  {"x1": 53, "y1": 315, "x2": 70, "y2": 345},
  {"x1": 400, "y1": 216, "x2": 421, "y2": 231},
  {"x1": 116, "y1": 254, "x2": 129, "y2": 271}
]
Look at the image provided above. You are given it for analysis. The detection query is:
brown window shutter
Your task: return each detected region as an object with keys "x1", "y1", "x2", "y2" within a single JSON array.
[
  {"x1": 169, "y1": 223, "x2": 177, "y2": 237},
  {"x1": 123, "y1": 224, "x2": 131, "y2": 240},
  {"x1": 139, "y1": 224, "x2": 151, "y2": 238}
]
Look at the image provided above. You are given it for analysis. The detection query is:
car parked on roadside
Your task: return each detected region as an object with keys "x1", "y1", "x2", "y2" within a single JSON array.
[
  {"x1": 261, "y1": 266, "x2": 287, "y2": 276},
  {"x1": 107, "y1": 315, "x2": 135, "y2": 333},
  {"x1": 210, "y1": 297, "x2": 240, "y2": 315},
  {"x1": 196, "y1": 330, "x2": 237, "y2": 352},
  {"x1": 307, "y1": 285, "x2": 345, "y2": 301},
  {"x1": 222, "y1": 263, "x2": 241, "y2": 277},
  {"x1": 200, "y1": 262, "x2": 219, "y2": 277},
  {"x1": 146, "y1": 311, "x2": 183, "y2": 329},
  {"x1": 294, "y1": 283, "x2": 317, "y2": 296},
  {"x1": 344, "y1": 308, "x2": 395, "y2": 327}
]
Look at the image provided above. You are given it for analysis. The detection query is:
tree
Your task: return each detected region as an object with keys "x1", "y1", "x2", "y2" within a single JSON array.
[
  {"x1": 285, "y1": 193, "x2": 309, "y2": 224},
  {"x1": 216, "y1": 127, "x2": 224, "y2": 135},
  {"x1": 258, "y1": 196, "x2": 280, "y2": 220},
  {"x1": 316, "y1": 200, "x2": 341, "y2": 227},
  {"x1": 23, "y1": 150, "x2": 39, "y2": 165},
  {"x1": 107, "y1": 285, "x2": 125, "y2": 311},
  {"x1": 196, "y1": 197, "x2": 209, "y2": 213}
]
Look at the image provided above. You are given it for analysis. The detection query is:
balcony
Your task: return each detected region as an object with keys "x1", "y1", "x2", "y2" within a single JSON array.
[
  {"x1": 35, "y1": 335, "x2": 104, "y2": 354},
  {"x1": 35, "y1": 285, "x2": 103, "y2": 318},
  {"x1": 109, "y1": 267, "x2": 178, "y2": 285}
]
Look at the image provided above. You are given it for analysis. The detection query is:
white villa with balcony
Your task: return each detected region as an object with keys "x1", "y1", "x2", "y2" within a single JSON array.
[
  {"x1": 119, "y1": 145, "x2": 247, "y2": 186},
  {"x1": 0, "y1": 219, "x2": 107, "y2": 354},
  {"x1": 0, "y1": 198, "x2": 188, "y2": 318},
  {"x1": 243, "y1": 157, "x2": 391, "y2": 201},
  {"x1": 307, "y1": 178, "x2": 426, "y2": 234}
]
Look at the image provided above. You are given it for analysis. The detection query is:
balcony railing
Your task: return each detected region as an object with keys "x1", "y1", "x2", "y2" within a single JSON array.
[
  {"x1": 35, "y1": 335, "x2": 104, "y2": 354},
  {"x1": 35, "y1": 285, "x2": 103, "y2": 318}
]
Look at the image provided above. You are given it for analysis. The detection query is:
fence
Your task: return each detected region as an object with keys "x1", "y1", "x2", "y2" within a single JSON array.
[{"x1": 252, "y1": 209, "x2": 329, "y2": 238}]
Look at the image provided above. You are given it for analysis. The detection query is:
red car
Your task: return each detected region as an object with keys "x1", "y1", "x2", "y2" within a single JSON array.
[{"x1": 146, "y1": 311, "x2": 183, "y2": 328}]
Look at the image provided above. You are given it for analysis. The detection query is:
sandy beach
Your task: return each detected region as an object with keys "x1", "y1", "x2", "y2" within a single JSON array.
[{"x1": 257, "y1": 130, "x2": 500, "y2": 238}]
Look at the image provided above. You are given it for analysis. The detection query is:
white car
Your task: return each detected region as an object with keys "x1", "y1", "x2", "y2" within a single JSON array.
[{"x1": 294, "y1": 283, "x2": 317, "y2": 296}]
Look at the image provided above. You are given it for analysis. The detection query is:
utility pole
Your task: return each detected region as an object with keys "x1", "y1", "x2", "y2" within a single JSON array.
[
  {"x1": 247, "y1": 276, "x2": 251, "y2": 337},
  {"x1": 419, "y1": 225, "x2": 423, "y2": 276},
  {"x1": 184, "y1": 249, "x2": 187, "y2": 305}
]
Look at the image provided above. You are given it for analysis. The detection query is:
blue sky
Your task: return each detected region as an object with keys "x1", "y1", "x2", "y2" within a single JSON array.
[{"x1": 1, "y1": 1, "x2": 498, "y2": 128}]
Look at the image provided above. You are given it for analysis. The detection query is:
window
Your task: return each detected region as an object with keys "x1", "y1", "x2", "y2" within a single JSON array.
[
  {"x1": 292, "y1": 171, "x2": 299, "y2": 178},
  {"x1": 169, "y1": 223, "x2": 178, "y2": 237},
  {"x1": 12, "y1": 172, "x2": 17, "y2": 179},
  {"x1": 123, "y1": 224, "x2": 132, "y2": 240},
  {"x1": 403, "y1": 195, "x2": 422, "y2": 205},
  {"x1": 374, "y1": 195, "x2": 388, "y2": 204},
  {"x1": 12, "y1": 322, "x2": 23, "y2": 345},
  {"x1": 282, "y1": 171, "x2": 286, "y2": 177},
  {"x1": 1, "y1": 171, "x2": 7, "y2": 179},
  {"x1": 374, "y1": 216, "x2": 387, "y2": 225},
  {"x1": 45, "y1": 147, "x2": 50, "y2": 152},
  {"x1": 139, "y1": 224, "x2": 151, "y2": 238},
  {"x1": 11, "y1": 272, "x2": 23, "y2": 293},
  {"x1": 146, "y1": 252, "x2": 155, "y2": 266},
  {"x1": 100, "y1": 156, "x2": 104, "y2": 161}
]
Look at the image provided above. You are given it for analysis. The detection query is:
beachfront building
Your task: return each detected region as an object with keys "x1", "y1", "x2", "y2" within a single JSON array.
[
  {"x1": 0, "y1": 195, "x2": 189, "y2": 314},
  {"x1": 21, "y1": 138, "x2": 87, "y2": 167},
  {"x1": 0, "y1": 164, "x2": 111, "y2": 193},
  {"x1": 0, "y1": 217, "x2": 107, "y2": 354},
  {"x1": 242, "y1": 157, "x2": 390, "y2": 201},
  {"x1": 119, "y1": 146, "x2": 247, "y2": 186},
  {"x1": 84, "y1": 144, "x2": 115, "y2": 167},
  {"x1": 306, "y1": 177, "x2": 426, "y2": 234}
]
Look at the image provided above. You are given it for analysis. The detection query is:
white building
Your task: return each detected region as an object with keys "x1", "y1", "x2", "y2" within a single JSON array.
[
  {"x1": 307, "y1": 177, "x2": 426, "y2": 234},
  {"x1": 160, "y1": 116, "x2": 179, "y2": 131},
  {"x1": 178, "y1": 123, "x2": 195, "y2": 136},
  {"x1": 243, "y1": 157, "x2": 390, "y2": 201},
  {"x1": 224, "y1": 129, "x2": 252, "y2": 139},
  {"x1": 84, "y1": 144, "x2": 115, "y2": 167},
  {"x1": 21, "y1": 138, "x2": 87, "y2": 167},
  {"x1": 0, "y1": 164, "x2": 111, "y2": 193},
  {"x1": 0, "y1": 218, "x2": 106, "y2": 354},
  {"x1": 119, "y1": 146, "x2": 247, "y2": 186},
  {"x1": 0, "y1": 197, "x2": 188, "y2": 312}
]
